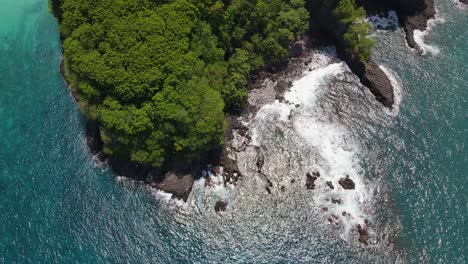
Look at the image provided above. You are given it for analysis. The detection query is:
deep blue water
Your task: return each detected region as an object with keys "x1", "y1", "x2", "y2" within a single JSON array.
[{"x1": 0, "y1": 0, "x2": 466, "y2": 263}]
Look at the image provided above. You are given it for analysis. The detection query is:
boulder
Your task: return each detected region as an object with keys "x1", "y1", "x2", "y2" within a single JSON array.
[
  {"x1": 332, "y1": 198, "x2": 342, "y2": 204},
  {"x1": 306, "y1": 171, "x2": 320, "y2": 189},
  {"x1": 274, "y1": 80, "x2": 289, "y2": 101},
  {"x1": 214, "y1": 201, "x2": 228, "y2": 212},
  {"x1": 151, "y1": 172, "x2": 194, "y2": 201},
  {"x1": 339, "y1": 175, "x2": 356, "y2": 190},
  {"x1": 357, "y1": 224, "x2": 369, "y2": 246}
]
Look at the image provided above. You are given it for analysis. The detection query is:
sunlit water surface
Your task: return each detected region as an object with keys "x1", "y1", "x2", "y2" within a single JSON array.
[{"x1": 0, "y1": 0, "x2": 466, "y2": 263}]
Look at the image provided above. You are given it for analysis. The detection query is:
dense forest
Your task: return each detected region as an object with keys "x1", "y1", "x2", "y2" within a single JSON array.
[{"x1": 50, "y1": 0, "x2": 374, "y2": 169}]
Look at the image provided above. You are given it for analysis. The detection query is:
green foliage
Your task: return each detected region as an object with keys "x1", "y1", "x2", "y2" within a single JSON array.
[
  {"x1": 333, "y1": 0, "x2": 375, "y2": 61},
  {"x1": 53, "y1": 0, "x2": 309, "y2": 167}
]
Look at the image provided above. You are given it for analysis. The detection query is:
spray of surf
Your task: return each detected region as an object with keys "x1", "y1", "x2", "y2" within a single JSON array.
[
  {"x1": 250, "y1": 54, "x2": 376, "y2": 241},
  {"x1": 379, "y1": 65, "x2": 403, "y2": 117},
  {"x1": 413, "y1": 11, "x2": 445, "y2": 55}
]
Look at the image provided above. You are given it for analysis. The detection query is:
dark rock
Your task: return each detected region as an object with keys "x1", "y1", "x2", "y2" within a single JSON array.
[
  {"x1": 85, "y1": 120, "x2": 104, "y2": 156},
  {"x1": 110, "y1": 158, "x2": 152, "y2": 182},
  {"x1": 289, "y1": 40, "x2": 306, "y2": 58},
  {"x1": 461, "y1": 0, "x2": 468, "y2": 4},
  {"x1": 204, "y1": 176, "x2": 212, "y2": 187},
  {"x1": 400, "y1": 0, "x2": 436, "y2": 50},
  {"x1": 151, "y1": 172, "x2": 194, "y2": 201},
  {"x1": 322, "y1": 207, "x2": 328, "y2": 211},
  {"x1": 266, "y1": 186, "x2": 272, "y2": 194},
  {"x1": 358, "y1": 0, "x2": 436, "y2": 51},
  {"x1": 256, "y1": 154, "x2": 265, "y2": 173},
  {"x1": 267, "y1": 178, "x2": 273, "y2": 187},
  {"x1": 281, "y1": 186, "x2": 286, "y2": 192},
  {"x1": 357, "y1": 224, "x2": 369, "y2": 246},
  {"x1": 339, "y1": 52, "x2": 394, "y2": 107},
  {"x1": 295, "y1": 104, "x2": 301, "y2": 108},
  {"x1": 332, "y1": 198, "x2": 342, "y2": 204},
  {"x1": 365, "y1": 219, "x2": 371, "y2": 226},
  {"x1": 326, "y1": 181, "x2": 335, "y2": 189},
  {"x1": 306, "y1": 172, "x2": 320, "y2": 189},
  {"x1": 214, "y1": 201, "x2": 228, "y2": 212},
  {"x1": 212, "y1": 166, "x2": 221, "y2": 175},
  {"x1": 339, "y1": 175, "x2": 356, "y2": 190},
  {"x1": 342, "y1": 211, "x2": 347, "y2": 216},
  {"x1": 274, "y1": 80, "x2": 289, "y2": 101},
  {"x1": 291, "y1": 179, "x2": 296, "y2": 184}
]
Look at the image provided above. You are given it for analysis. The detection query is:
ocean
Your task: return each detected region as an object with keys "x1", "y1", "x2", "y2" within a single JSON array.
[{"x1": 0, "y1": 0, "x2": 466, "y2": 263}]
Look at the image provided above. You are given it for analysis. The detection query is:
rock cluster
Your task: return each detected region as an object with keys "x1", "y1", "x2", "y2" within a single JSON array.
[{"x1": 306, "y1": 171, "x2": 321, "y2": 189}]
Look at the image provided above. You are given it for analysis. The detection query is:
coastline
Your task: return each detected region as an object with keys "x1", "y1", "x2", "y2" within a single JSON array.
[
  {"x1": 358, "y1": 0, "x2": 436, "y2": 51},
  {"x1": 56, "y1": 0, "x2": 435, "y2": 202}
]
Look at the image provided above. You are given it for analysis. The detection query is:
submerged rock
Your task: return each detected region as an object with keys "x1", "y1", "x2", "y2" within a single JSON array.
[
  {"x1": 339, "y1": 175, "x2": 355, "y2": 190},
  {"x1": 214, "y1": 201, "x2": 228, "y2": 212},
  {"x1": 326, "y1": 181, "x2": 335, "y2": 189},
  {"x1": 357, "y1": 224, "x2": 370, "y2": 246}
]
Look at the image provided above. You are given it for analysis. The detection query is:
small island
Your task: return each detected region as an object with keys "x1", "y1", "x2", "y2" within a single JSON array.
[{"x1": 49, "y1": 0, "x2": 434, "y2": 200}]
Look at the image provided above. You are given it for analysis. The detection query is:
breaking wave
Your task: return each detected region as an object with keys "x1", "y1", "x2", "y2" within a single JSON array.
[{"x1": 413, "y1": 12, "x2": 445, "y2": 55}]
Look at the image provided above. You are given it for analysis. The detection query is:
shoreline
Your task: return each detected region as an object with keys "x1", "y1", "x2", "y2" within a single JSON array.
[
  {"x1": 57, "y1": 1, "x2": 435, "y2": 202},
  {"x1": 358, "y1": 0, "x2": 436, "y2": 52}
]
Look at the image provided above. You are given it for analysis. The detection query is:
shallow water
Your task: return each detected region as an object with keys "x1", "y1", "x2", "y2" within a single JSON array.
[{"x1": 0, "y1": 0, "x2": 466, "y2": 263}]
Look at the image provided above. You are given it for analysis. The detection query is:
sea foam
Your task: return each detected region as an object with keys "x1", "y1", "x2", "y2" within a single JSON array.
[
  {"x1": 250, "y1": 53, "x2": 375, "y2": 241},
  {"x1": 413, "y1": 11, "x2": 445, "y2": 55},
  {"x1": 379, "y1": 65, "x2": 404, "y2": 117}
]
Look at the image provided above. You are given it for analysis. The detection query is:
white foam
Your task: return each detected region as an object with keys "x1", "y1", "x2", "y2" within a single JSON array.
[
  {"x1": 413, "y1": 12, "x2": 445, "y2": 56},
  {"x1": 379, "y1": 65, "x2": 404, "y2": 117},
  {"x1": 367, "y1": 11, "x2": 399, "y2": 30},
  {"x1": 251, "y1": 102, "x2": 291, "y2": 147},
  {"x1": 452, "y1": 0, "x2": 467, "y2": 9},
  {"x1": 285, "y1": 62, "x2": 346, "y2": 107},
  {"x1": 149, "y1": 188, "x2": 173, "y2": 201},
  {"x1": 251, "y1": 55, "x2": 374, "y2": 240}
]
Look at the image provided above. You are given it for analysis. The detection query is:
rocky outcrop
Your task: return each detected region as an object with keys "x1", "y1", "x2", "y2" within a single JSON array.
[
  {"x1": 214, "y1": 201, "x2": 228, "y2": 212},
  {"x1": 85, "y1": 120, "x2": 104, "y2": 156},
  {"x1": 150, "y1": 172, "x2": 194, "y2": 201},
  {"x1": 359, "y1": 0, "x2": 436, "y2": 50},
  {"x1": 338, "y1": 175, "x2": 356, "y2": 190},
  {"x1": 399, "y1": 0, "x2": 436, "y2": 50},
  {"x1": 308, "y1": 1, "x2": 396, "y2": 108},
  {"x1": 335, "y1": 41, "x2": 395, "y2": 107},
  {"x1": 306, "y1": 172, "x2": 320, "y2": 189}
]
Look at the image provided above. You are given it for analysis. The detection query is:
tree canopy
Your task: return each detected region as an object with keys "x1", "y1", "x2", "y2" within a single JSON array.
[{"x1": 52, "y1": 0, "x2": 309, "y2": 167}]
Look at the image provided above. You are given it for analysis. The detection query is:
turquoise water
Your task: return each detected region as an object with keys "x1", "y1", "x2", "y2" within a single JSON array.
[{"x1": 0, "y1": 0, "x2": 466, "y2": 263}]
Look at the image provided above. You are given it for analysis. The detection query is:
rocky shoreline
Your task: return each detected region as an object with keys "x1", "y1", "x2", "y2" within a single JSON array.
[
  {"x1": 358, "y1": 0, "x2": 436, "y2": 50},
  {"x1": 58, "y1": 0, "x2": 436, "y2": 202}
]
